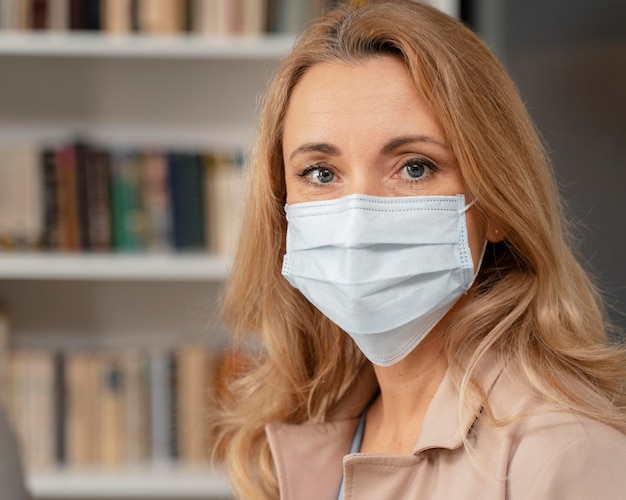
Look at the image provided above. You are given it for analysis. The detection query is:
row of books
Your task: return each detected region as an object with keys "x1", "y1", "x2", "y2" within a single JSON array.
[
  {"x1": 0, "y1": 142, "x2": 244, "y2": 255},
  {"x1": 0, "y1": 337, "x2": 244, "y2": 469},
  {"x1": 0, "y1": 0, "x2": 340, "y2": 36}
]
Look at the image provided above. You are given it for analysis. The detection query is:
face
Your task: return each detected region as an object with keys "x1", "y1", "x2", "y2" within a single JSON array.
[{"x1": 282, "y1": 56, "x2": 487, "y2": 270}]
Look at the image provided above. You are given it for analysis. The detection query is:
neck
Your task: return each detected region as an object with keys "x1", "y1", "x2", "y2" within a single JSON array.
[{"x1": 361, "y1": 326, "x2": 448, "y2": 454}]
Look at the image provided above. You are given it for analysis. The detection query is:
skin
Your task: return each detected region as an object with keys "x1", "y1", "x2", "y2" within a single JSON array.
[{"x1": 282, "y1": 55, "x2": 497, "y2": 454}]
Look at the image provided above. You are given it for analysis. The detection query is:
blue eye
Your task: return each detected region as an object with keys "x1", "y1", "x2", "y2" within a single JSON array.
[
  {"x1": 402, "y1": 158, "x2": 436, "y2": 180},
  {"x1": 313, "y1": 168, "x2": 334, "y2": 183},
  {"x1": 298, "y1": 164, "x2": 335, "y2": 184}
]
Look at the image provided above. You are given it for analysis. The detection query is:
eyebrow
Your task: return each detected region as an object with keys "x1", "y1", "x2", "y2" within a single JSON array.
[
  {"x1": 288, "y1": 135, "x2": 449, "y2": 162},
  {"x1": 288, "y1": 142, "x2": 340, "y2": 161},
  {"x1": 379, "y1": 135, "x2": 450, "y2": 155}
]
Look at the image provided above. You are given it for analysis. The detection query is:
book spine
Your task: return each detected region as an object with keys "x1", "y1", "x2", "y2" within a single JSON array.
[
  {"x1": 3, "y1": 343, "x2": 228, "y2": 470},
  {"x1": 55, "y1": 146, "x2": 81, "y2": 251},
  {"x1": 97, "y1": 354, "x2": 126, "y2": 466},
  {"x1": 176, "y1": 344, "x2": 214, "y2": 463},
  {"x1": 6, "y1": 351, "x2": 55, "y2": 468},
  {"x1": 48, "y1": 0, "x2": 69, "y2": 31},
  {"x1": 148, "y1": 352, "x2": 173, "y2": 464},
  {"x1": 40, "y1": 148, "x2": 60, "y2": 250},
  {"x1": 0, "y1": 0, "x2": 18, "y2": 30},
  {"x1": 69, "y1": 0, "x2": 84, "y2": 30},
  {"x1": 102, "y1": 0, "x2": 132, "y2": 34},
  {"x1": 74, "y1": 142, "x2": 91, "y2": 251},
  {"x1": 30, "y1": 0, "x2": 48, "y2": 30},
  {"x1": 122, "y1": 352, "x2": 149, "y2": 463},
  {"x1": 0, "y1": 310, "x2": 10, "y2": 409},
  {"x1": 65, "y1": 352, "x2": 99, "y2": 465},
  {"x1": 53, "y1": 351, "x2": 66, "y2": 464},
  {"x1": 167, "y1": 153, "x2": 206, "y2": 252},
  {"x1": 141, "y1": 151, "x2": 172, "y2": 252},
  {"x1": 109, "y1": 151, "x2": 145, "y2": 252},
  {"x1": 87, "y1": 149, "x2": 112, "y2": 251},
  {"x1": 207, "y1": 151, "x2": 244, "y2": 256},
  {"x1": 83, "y1": 0, "x2": 100, "y2": 30}
]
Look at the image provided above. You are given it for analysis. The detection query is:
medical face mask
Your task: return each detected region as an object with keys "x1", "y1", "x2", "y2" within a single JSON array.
[{"x1": 281, "y1": 194, "x2": 481, "y2": 366}]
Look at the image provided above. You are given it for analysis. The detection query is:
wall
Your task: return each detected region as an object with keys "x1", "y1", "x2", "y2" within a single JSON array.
[{"x1": 469, "y1": 0, "x2": 626, "y2": 336}]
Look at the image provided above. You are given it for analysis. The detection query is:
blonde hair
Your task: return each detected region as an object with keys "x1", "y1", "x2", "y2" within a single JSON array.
[{"x1": 212, "y1": 1, "x2": 626, "y2": 497}]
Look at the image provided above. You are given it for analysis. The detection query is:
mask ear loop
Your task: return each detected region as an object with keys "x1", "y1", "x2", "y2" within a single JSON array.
[
  {"x1": 458, "y1": 197, "x2": 488, "y2": 290},
  {"x1": 459, "y1": 197, "x2": 476, "y2": 214}
]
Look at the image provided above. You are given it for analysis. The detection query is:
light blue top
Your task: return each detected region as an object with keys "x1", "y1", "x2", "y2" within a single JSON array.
[{"x1": 337, "y1": 409, "x2": 368, "y2": 500}]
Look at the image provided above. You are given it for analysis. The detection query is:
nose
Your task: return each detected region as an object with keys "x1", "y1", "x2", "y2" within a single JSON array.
[{"x1": 344, "y1": 169, "x2": 388, "y2": 197}]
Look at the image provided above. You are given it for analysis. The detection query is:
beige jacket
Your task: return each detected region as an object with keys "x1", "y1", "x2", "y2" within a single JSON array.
[{"x1": 266, "y1": 358, "x2": 626, "y2": 499}]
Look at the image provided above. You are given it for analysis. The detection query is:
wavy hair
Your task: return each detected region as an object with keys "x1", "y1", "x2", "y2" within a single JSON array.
[{"x1": 212, "y1": 1, "x2": 626, "y2": 498}]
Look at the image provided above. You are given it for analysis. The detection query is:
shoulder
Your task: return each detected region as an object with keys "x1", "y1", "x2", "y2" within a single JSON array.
[
  {"x1": 507, "y1": 412, "x2": 626, "y2": 500},
  {"x1": 486, "y1": 363, "x2": 626, "y2": 499}
]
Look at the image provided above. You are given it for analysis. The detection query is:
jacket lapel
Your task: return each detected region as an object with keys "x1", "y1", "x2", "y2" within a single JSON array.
[{"x1": 266, "y1": 363, "x2": 378, "y2": 500}]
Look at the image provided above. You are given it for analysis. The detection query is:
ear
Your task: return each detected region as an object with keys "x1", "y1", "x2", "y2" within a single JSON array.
[{"x1": 486, "y1": 223, "x2": 505, "y2": 243}]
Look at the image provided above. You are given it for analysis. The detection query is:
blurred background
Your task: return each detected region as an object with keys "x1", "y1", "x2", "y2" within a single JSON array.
[{"x1": 467, "y1": 0, "x2": 626, "y2": 337}]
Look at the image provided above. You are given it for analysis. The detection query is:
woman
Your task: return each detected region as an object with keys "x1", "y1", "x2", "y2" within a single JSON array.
[{"x1": 212, "y1": 1, "x2": 626, "y2": 498}]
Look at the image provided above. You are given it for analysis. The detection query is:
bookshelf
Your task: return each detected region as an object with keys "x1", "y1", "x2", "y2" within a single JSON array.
[
  {"x1": 0, "y1": 253, "x2": 231, "y2": 281},
  {"x1": 0, "y1": 31, "x2": 295, "y2": 59},
  {"x1": 29, "y1": 466, "x2": 232, "y2": 499},
  {"x1": 0, "y1": 3, "x2": 462, "y2": 499},
  {"x1": 0, "y1": 27, "x2": 291, "y2": 500}
]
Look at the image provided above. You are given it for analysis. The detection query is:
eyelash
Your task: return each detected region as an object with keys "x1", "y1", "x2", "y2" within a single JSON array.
[
  {"x1": 297, "y1": 163, "x2": 334, "y2": 187},
  {"x1": 295, "y1": 156, "x2": 439, "y2": 187},
  {"x1": 399, "y1": 157, "x2": 439, "y2": 183}
]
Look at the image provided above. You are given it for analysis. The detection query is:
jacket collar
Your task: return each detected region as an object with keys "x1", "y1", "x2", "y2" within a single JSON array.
[
  {"x1": 265, "y1": 363, "x2": 377, "y2": 500},
  {"x1": 412, "y1": 352, "x2": 505, "y2": 453},
  {"x1": 266, "y1": 354, "x2": 507, "y2": 499}
]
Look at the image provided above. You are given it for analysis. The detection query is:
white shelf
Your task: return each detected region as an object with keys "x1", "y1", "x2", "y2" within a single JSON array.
[
  {"x1": 27, "y1": 465, "x2": 232, "y2": 498},
  {"x1": 0, "y1": 253, "x2": 231, "y2": 281},
  {"x1": 0, "y1": 32, "x2": 295, "y2": 59}
]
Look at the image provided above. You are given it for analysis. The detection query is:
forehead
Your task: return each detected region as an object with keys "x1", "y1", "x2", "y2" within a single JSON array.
[{"x1": 282, "y1": 56, "x2": 446, "y2": 145}]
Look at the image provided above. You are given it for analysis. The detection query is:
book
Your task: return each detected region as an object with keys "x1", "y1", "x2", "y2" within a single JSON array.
[
  {"x1": 0, "y1": 144, "x2": 19, "y2": 248},
  {"x1": 30, "y1": 0, "x2": 48, "y2": 30},
  {"x1": 17, "y1": 144, "x2": 44, "y2": 248},
  {"x1": 0, "y1": 144, "x2": 44, "y2": 249},
  {"x1": 206, "y1": 151, "x2": 244, "y2": 256},
  {"x1": 69, "y1": 0, "x2": 84, "y2": 30},
  {"x1": 102, "y1": 0, "x2": 132, "y2": 34},
  {"x1": 48, "y1": 0, "x2": 69, "y2": 31},
  {"x1": 55, "y1": 145, "x2": 82, "y2": 251},
  {"x1": 148, "y1": 351, "x2": 175, "y2": 464},
  {"x1": 65, "y1": 351, "x2": 100, "y2": 465},
  {"x1": 5, "y1": 350, "x2": 56, "y2": 469},
  {"x1": 242, "y1": 0, "x2": 267, "y2": 35},
  {"x1": 0, "y1": 0, "x2": 18, "y2": 30},
  {"x1": 74, "y1": 142, "x2": 92, "y2": 250},
  {"x1": 80, "y1": 146, "x2": 112, "y2": 251},
  {"x1": 53, "y1": 351, "x2": 66, "y2": 464},
  {"x1": 15, "y1": 0, "x2": 30, "y2": 29},
  {"x1": 110, "y1": 150, "x2": 146, "y2": 252},
  {"x1": 83, "y1": 0, "x2": 101, "y2": 30},
  {"x1": 138, "y1": 0, "x2": 185, "y2": 35},
  {"x1": 268, "y1": 0, "x2": 330, "y2": 33},
  {"x1": 0, "y1": 309, "x2": 10, "y2": 408},
  {"x1": 191, "y1": 0, "x2": 231, "y2": 36},
  {"x1": 96, "y1": 352, "x2": 126, "y2": 466},
  {"x1": 167, "y1": 152, "x2": 206, "y2": 252},
  {"x1": 121, "y1": 351, "x2": 149, "y2": 464},
  {"x1": 141, "y1": 151, "x2": 172, "y2": 252},
  {"x1": 175, "y1": 343, "x2": 215, "y2": 463},
  {"x1": 40, "y1": 148, "x2": 60, "y2": 250}
]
